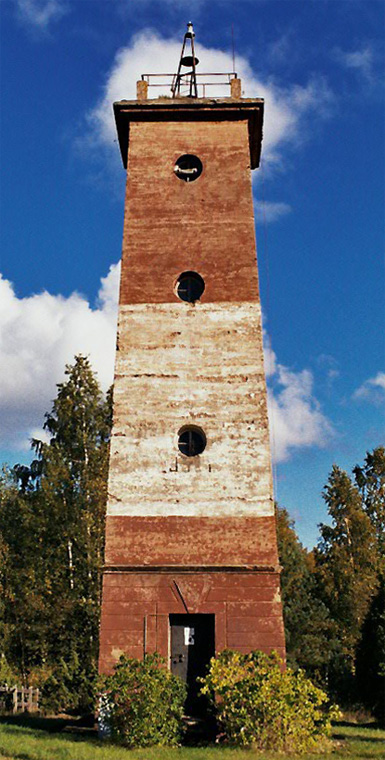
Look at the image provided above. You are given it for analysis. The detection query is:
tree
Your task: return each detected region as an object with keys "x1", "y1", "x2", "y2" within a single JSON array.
[
  {"x1": 276, "y1": 506, "x2": 336, "y2": 683},
  {"x1": 33, "y1": 357, "x2": 111, "y2": 685},
  {"x1": 355, "y1": 579, "x2": 385, "y2": 726},
  {"x1": 353, "y1": 446, "x2": 385, "y2": 571},
  {"x1": 0, "y1": 356, "x2": 112, "y2": 706},
  {"x1": 314, "y1": 466, "x2": 378, "y2": 697},
  {"x1": 0, "y1": 469, "x2": 51, "y2": 680},
  {"x1": 353, "y1": 447, "x2": 385, "y2": 722}
]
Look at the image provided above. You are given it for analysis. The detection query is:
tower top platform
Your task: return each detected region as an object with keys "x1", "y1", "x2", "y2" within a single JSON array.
[{"x1": 113, "y1": 96, "x2": 264, "y2": 170}]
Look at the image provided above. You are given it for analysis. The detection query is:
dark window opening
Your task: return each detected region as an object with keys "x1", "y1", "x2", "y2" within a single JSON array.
[
  {"x1": 176, "y1": 271, "x2": 205, "y2": 303},
  {"x1": 174, "y1": 154, "x2": 203, "y2": 182},
  {"x1": 178, "y1": 426, "x2": 206, "y2": 457}
]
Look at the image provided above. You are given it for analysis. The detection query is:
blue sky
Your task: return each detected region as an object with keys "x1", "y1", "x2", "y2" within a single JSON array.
[{"x1": 0, "y1": 0, "x2": 384, "y2": 548}]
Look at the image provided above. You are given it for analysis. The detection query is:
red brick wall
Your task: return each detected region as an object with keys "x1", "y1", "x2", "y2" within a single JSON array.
[
  {"x1": 99, "y1": 570, "x2": 285, "y2": 674},
  {"x1": 104, "y1": 515, "x2": 279, "y2": 567},
  {"x1": 119, "y1": 120, "x2": 259, "y2": 305},
  {"x1": 99, "y1": 108, "x2": 286, "y2": 674}
]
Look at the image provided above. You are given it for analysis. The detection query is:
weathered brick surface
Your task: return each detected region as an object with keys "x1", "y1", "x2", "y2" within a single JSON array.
[
  {"x1": 119, "y1": 121, "x2": 259, "y2": 305},
  {"x1": 108, "y1": 302, "x2": 272, "y2": 519},
  {"x1": 99, "y1": 571, "x2": 285, "y2": 674},
  {"x1": 104, "y1": 515, "x2": 279, "y2": 566}
]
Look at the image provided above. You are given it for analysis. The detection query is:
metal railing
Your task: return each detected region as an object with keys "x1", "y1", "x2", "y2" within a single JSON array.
[{"x1": 141, "y1": 72, "x2": 238, "y2": 99}]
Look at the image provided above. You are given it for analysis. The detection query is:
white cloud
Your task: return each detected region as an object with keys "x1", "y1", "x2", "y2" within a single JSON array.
[
  {"x1": 84, "y1": 29, "x2": 332, "y2": 168},
  {"x1": 334, "y1": 45, "x2": 376, "y2": 83},
  {"x1": 263, "y1": 338, "x2": 277, "y2": 378},
  {"x1": 353, "y1": 372, "x2": 385, "y2": 404},
  {"x1": 0, "y1": 264, "x2": 119, "y2": 454},
  {"x1": 316, "y1": 353, "x2": 341, "y2": 385},
  {"x1": 15, "y1": 0, "x2": 68, "y2": 30},
  {"x1": 0, "y1": 260, "x2": 332, "y2": 465},
  {"x1": 266, "y1": 361, "x2": 333, "y2": 463},
  {"x1": 267, "y1": 31, "x2": 294, "y2": 67},
  {"x1": 256, "y1": 201, "x2": 292, "y2": 223}
]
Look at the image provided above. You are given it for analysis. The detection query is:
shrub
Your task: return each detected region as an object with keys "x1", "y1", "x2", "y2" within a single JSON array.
[
  {"x1": 0, "y1": 654, "x2": 18, "y2": 686},
  {"x1": 99, "y1": 653, "x2": 187, "y2": 747},
  {"x1": 199, "y1": 649, "x2": 340, "y2": 753},
  {"x1": 40, "y1": 653, "x2": 97, "y2": 715}
]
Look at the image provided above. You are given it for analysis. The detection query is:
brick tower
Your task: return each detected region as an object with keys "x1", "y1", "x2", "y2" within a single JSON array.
[{"x1": 99, "y1": 27, "x2": 285, "y2": 711}]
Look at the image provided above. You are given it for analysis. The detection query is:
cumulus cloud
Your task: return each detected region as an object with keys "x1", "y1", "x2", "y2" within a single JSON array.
[
  {"x1": 83, "y1": 29, "x2": 332, "y2": 169},
  {"x1": 15, "y1": 0, "x2": 68, "y2": 30},
  {"x1": 266, "y1": 357, "x2": 333, "y2": 463},
  {"x1": 353, "y1": 372, "x2": 385, "y2": 405},
  {"x1": 0, "y1": 264, "x2": 119, "y2": 454}
]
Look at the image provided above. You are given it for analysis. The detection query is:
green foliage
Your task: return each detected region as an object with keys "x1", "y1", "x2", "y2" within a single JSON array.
[
  {"x1": 0, "y1": 356, "x2": 112, "y2": 709},
  {"x1": 355, "y1": 579, "x2": 385, "y2": 727},
  {"x1": 199, "y1": 649, "x2": 339, "y2": 752},
  {"x1": 314, "y1": 465, "x2": 379, "y2": 698},
  {"x1": 354, "y1": 446, "x2": 385, "y2": 573},
  {"x1": 0, "y1": 653, "x2": 18, "y2": 685},
  {"x1": 276, "y1": 506, "x2": 336, "y2": 681},
  {"x1": 40, "y1": 649, "x2": 98, "y2": 715},
  {"x1": 100, "y1": 654, "x2": 187, "y2": 748},
  {"x1": 0, "y1": 470, "x2": 51, "y2": 677}
]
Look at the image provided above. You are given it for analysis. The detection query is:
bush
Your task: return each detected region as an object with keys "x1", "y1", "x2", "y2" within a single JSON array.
[
  {"x1": 199, "y1": 649, "x2": 340, "y2": 753},
  {"x1": 0, "y1": 654, "x2": 18, "y2": 686},
  {"x1": 99, "y1": 653, "x2": 187, "y2": 747},
  {"x1": 40, "y1": 653, "x2": 97, "y2": 715}
]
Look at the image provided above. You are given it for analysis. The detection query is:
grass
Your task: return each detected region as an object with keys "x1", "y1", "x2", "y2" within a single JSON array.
[{"x1": 0, "y1": 716, "x2": 383, "y2": 760}]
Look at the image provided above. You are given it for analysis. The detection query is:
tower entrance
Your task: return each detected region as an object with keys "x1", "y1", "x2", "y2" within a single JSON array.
[{"x1": 170, "y1": 613, "x2": 215, "y2": 715}]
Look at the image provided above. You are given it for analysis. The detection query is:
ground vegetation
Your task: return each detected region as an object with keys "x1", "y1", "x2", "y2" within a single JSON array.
[{"x1": 0, "y1": 717, "x2": 384, "y2": 760}]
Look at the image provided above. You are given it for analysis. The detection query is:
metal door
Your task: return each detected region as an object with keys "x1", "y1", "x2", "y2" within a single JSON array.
[{"x1": 170, "y1": 614, "x2": 215, "y2": 715}]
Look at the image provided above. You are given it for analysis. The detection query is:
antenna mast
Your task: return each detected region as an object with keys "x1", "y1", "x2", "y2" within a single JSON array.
[
  {"x1": 171, "y1": 22, "x2": 199, "y2": 98},
  {"x1": 231, "y1": 24, "x2": 236, "y2": 73}
]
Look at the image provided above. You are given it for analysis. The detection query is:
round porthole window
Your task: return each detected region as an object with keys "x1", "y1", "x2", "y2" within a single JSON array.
[
  {"x1": 174, "y1": 154, "x2": 203, "y2": 182},
  {"x1": 178, "y1": 426, "x2": 206, "y2": 457},
  {"x1": 175, "y1": 271, "x2": 205, "y2": 303}
]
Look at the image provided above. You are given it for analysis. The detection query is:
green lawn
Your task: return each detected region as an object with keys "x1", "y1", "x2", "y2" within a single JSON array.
[{"x1": 0, "y1": 717, "x2": 383, "y2": 760}]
